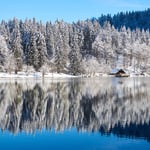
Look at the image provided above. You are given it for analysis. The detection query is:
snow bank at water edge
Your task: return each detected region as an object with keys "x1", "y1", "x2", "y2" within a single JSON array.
[
  {"x1": 0, "y1": 72, "x2": 149, "y2": 79},
  {"x1": 0, "y1": 72, "x2": 79, "y2": 78}
]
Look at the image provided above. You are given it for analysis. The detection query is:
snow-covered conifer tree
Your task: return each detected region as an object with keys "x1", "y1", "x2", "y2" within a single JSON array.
[{"x1": 9, "y1": 18, "x2": 23, "y2": 73}]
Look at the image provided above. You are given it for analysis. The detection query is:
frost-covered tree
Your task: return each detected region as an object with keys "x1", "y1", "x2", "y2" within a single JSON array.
[
  {"x1": 45, "y1": 22, "x2": 54, "y2": 58},
  {"x1": 28, "y1": 31, "x2": 39, "y2": 71},
  {"x1": 8, "y1": 18, "x2": 23, "y2": 73},
  {"x1": 19, "y1": 19, "x2": 31, "y2": 64},
  {"x1": 36, "y1": 32, "x2": 47, "y2": 69},
  {"x1": 58, "y1": 21, "x2": 71, "y2": 73},
  {"x1": 69, "y1": 27, "x2": 83, "y2": 75},
  {"x1": 0, "y1": 20, "x2": 10, "y2": 45},
  {"x1": 0, "y1": 35, "x2": 12, "y2": 72},
  {"x1": 53, "y1": 20, "x2": 69, "y2": 73}
]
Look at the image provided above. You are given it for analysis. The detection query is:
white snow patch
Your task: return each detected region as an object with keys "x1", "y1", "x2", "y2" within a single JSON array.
[
  {"x1": 0, "y1": 71, "x2": 149, "y2": 79},
  {"x1": 0, "y1": 72, "x2": 79, "y2": 79}
]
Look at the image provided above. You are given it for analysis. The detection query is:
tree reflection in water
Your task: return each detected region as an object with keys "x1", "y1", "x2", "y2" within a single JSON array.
[{"x1": 0, "y1": 78, "x2": 150, "y2": 142}]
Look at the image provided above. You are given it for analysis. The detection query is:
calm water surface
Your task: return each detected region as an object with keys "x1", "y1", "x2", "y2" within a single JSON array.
[{"x1": 0, "y1": 77, "x2": 150, "y2": 150}]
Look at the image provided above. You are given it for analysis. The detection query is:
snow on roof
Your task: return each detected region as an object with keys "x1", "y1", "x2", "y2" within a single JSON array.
[{"x1": 111, "y1": 68, "x2": 127, "y2": 74}]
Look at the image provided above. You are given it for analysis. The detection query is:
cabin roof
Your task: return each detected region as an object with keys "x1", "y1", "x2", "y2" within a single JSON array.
[{"x1": 116, "y1": 69, "x2": 126, "y2": 74}]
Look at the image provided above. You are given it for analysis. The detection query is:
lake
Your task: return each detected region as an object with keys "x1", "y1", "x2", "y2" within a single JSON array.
[{"x1": 0, "y1": 77, "x2": 150, "y2": 150}]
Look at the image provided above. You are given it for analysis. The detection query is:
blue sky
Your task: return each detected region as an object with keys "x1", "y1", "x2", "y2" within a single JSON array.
[{"x1": 0, "y1": 0, "x2": 149, "y2": 23}]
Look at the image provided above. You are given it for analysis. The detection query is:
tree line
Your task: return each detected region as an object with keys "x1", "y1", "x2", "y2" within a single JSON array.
[
  {"x1": 95, "y1": 8, "x2": 150, "y2": 31},
  {"x1": 0, "y1": 14, "x2": 150, "y2": 75}
]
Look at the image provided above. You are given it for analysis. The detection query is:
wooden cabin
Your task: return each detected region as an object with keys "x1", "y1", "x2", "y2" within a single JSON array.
[{"x1": 115, "y1": 69, "x2": 129, "y2": 77}]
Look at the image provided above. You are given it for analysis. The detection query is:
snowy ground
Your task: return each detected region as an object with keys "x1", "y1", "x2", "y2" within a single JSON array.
[
  {"x1": 0, "y1": 72, "x2": 80, "y2": 79},
  {"x1": 0, "y1": 72, "x2": 112, "y2": 79},
  {"x1": 0, "y1": 71, "x2": 149, "y2": 79}
]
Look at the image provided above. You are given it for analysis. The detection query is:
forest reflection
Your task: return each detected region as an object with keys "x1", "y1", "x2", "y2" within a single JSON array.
[{"x1": 0, "y1": 77, "x2": 150, "y2": 141}]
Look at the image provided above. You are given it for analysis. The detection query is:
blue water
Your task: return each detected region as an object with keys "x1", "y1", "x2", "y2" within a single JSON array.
[
  {"x1": 0, "y1": 78, "x2": 150, "y2": 149},
  {"x1": 0, "y1": 129, "x2": 150, "y2": 150}
]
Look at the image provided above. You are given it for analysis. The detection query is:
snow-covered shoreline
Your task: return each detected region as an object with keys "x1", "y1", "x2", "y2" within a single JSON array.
[
  {"x1": 0, "y1": 72, "x2": 149, "y2": 79},
  {"x1": 0, "y1": 72, "x2": 80, "y2": 79}
]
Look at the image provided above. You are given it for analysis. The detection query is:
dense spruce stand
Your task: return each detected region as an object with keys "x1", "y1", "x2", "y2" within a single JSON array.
[{"x1": 0, "y1": 9, "x2": 150, "y2": 75}]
